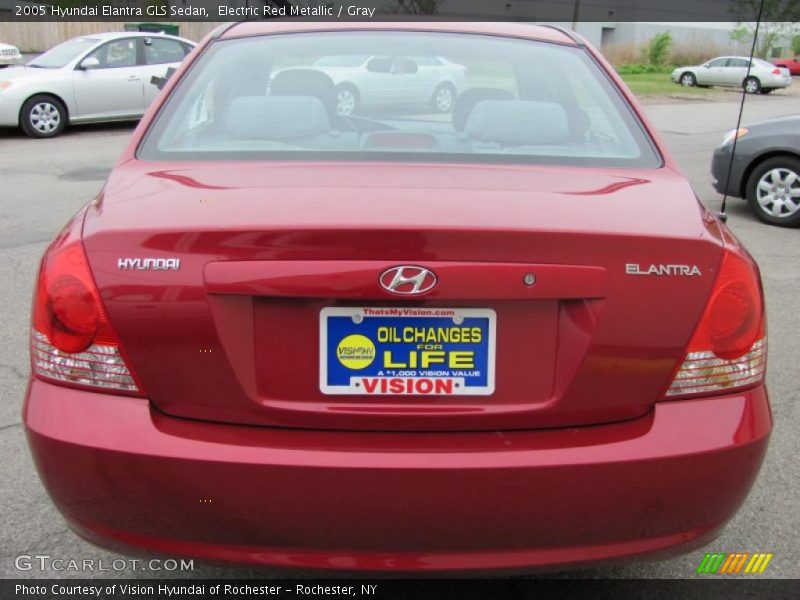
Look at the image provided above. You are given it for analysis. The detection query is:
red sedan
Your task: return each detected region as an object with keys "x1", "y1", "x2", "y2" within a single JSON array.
[
  {"x1": 772, "y1": 56, "x2": 800, "y2": 76},
  {"x1": 25, "y1": 22, "x2": 770, "y2": 573}
]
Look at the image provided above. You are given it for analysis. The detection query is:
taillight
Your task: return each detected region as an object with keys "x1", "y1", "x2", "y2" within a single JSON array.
[
  {"x1": 664, "y1": 249, "x2": 766, "y2": 398},
  {"x1": 771, "y1": 68, "x2": 781, "y2": 74},
  {"x1": 31, "y1": 239, "x2": 144, "y2": 395}
]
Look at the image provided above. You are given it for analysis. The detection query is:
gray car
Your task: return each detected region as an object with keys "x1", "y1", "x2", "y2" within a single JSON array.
[
  {"x1": 0, "y1": 32, "x2": 194, "y2": 138},
  {"x1": 672, "y1": 56, "x2": 792, "y2": 94},
  {"x1": 711, "y1": 115, "x2": 800, "y2": 226}
]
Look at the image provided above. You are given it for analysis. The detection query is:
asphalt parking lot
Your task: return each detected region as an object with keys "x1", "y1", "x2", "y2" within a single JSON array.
[{"x1": 0, "y1": 91, "x2": 798, "y2": 580}]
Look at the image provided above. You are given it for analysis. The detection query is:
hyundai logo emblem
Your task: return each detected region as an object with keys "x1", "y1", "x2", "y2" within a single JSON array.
[{"x1": 379, "y1": 266, "x2": 437, "y2": 295}]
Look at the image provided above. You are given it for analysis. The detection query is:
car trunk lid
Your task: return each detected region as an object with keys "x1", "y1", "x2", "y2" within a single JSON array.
[{"x1": 82, "y1": 161, "x2": 723, "y2": 431}]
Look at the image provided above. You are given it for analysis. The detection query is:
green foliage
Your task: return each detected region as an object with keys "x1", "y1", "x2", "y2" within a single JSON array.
[
  {"x1": 730, "y1": 0, "x2": 800, "y2": 58},
  {"x1": 648, "y1": 32, "x2": 673, "y2": 66},
  {"x1": 390, "y1": 0, "x2": 445, "y2": 14},
  {"x1": 730, "y1": 25, "x2": 750, "y2": 44},
  {"x1": 792, "y1": 34, "x2": 800, "y2": 56},
  {"x1": 619, "y1": 73, "x2": 711, "y2": 96},
  {"x1": 616, "y1": 63, "x2": 673, "y2": 75}
]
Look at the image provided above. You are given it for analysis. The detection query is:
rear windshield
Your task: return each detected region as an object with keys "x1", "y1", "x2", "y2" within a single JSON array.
[{"x1": 138, "y1": 32, "x2": 660, "y2": 167}]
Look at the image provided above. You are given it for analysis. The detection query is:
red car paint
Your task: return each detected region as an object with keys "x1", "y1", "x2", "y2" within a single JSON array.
[
  {"x1": 25, "y1": 22, "x2": 771, "y2": 573},
  {"x1": 771, "y1": 56, "x2": 800, "y2": 76}
]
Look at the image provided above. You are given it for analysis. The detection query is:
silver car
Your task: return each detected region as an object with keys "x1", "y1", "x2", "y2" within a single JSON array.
[
  {"x1": 304, "y1": 54, "x2": 467, "y2": 116},
  {"x1": 0, "y1": 42, "x2": 23, "y2": 67},
  {"x1": 0, "y1": 32, "x2": 195, "y2": 138},
  {"x1": 671, "y1": 56, "x2": 792, "y2": 94}
]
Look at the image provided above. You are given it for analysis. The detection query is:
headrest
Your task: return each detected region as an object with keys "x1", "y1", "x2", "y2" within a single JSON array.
[
  {"x1": 452, "y1": 88, "x2": 515, "y2": 133},
  {"x1": 225, "y1": 96, "x2": 330, "y2": 140},
  {"x1": 271, "y1": 69, "x2": 337, "y2": 116},
  {"x1": 464, "y1": 100, "x2": 569, "y2": 146}
]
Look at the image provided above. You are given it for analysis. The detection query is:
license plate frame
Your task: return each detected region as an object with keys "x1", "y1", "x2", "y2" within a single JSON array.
[{"x1": 319, "y1": 307, "x2": 496, "y2": 396}]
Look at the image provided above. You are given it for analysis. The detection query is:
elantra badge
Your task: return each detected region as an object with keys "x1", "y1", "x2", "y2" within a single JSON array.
[
  {"x1": 626, "y1": 263, "x2": 701, "y2": 276},
  {"x1": 380, "y1": 266, "x2": 437, "y2": 295}
]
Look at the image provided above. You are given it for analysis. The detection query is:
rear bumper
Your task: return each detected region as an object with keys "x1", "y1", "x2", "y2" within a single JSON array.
[
  {"x1": 25, "y1": 378, "x2": 771, "y2": 573},
  {"x1": 762, "y1": 74, "x2": 792, "y2": 89}
]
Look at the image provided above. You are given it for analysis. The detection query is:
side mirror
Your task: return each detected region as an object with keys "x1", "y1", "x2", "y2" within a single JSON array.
[
  {"x1": 80, "y1": 57, "x2": 100, "y2": 70},
  {"x1": 150, "y1": 67, "x2": 177, "y2": 91},
  {"x1": 366, "y1": 57, "x2": 392, "y2": 73}
]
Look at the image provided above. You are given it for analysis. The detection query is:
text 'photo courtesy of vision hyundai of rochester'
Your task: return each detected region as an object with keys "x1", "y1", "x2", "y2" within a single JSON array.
[{"x1": 24, "y1": 22, "x2": 771, "y2": 573}]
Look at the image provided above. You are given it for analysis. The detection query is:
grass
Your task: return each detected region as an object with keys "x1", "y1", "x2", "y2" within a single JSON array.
[{"x1": 619, "y1": 73, "x2": 713, "y2": 97}]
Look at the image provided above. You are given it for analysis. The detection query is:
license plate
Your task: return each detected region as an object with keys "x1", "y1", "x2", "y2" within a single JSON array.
[{"x1": 320, "y1": 307, "x2": 495, "y2": 396}]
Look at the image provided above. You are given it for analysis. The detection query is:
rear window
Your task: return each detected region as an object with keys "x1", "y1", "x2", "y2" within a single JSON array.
[{"x1": 138, "y1": 32, "x2": 660, "y2": 168}]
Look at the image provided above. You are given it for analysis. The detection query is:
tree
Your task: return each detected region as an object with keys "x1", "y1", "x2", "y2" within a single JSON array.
[
  {"x1": 648, "y1": 32, "x2": 672, "y2": 66},
  {"x1": 389, "y1": 0, "x2": 445, "y2": 14},
  {"x1": 792, "y1": 34, "x2": 800, "y2": 56},
  {"x1": 730, "y1": 0, "x2": 800, "y2": 58}
]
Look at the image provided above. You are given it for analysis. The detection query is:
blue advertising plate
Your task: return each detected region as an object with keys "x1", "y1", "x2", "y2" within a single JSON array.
[{"x1": 320, "y1": 307, "x2": 495, "y2": 396}]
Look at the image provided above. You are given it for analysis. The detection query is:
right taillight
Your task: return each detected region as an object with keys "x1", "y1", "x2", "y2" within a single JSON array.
[
  {"x1": 31, "y1": 235, "x2": 144, "y2": 396},
  {"x1": 665, "y1": 249, "x2": 766, "y2": 398}
]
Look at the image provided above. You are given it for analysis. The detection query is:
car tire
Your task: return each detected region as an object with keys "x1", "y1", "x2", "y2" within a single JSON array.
[
  {"x1": 430, "y1": 83, "x2": 456, "y2": 113},
  {"x1": 334, "y1": 84, "x2": 359, "y2": 117},
  {"x1": 680, "y1": 72, "x2": 696, "y2": 87},
  {"x1": 743, "y1": 76, "x2": 761, "y2": 94},
  {"x1": 20, "y1": 94, "x2": 67, "y2": 138},
  {"x1": 745, "y1": 155, "x2": 800, "y2": 227}
]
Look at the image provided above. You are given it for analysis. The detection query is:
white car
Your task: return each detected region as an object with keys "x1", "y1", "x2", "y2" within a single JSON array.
[
  {"x1": 0, "y1": 42, "x2": 23, "y2": 67},
  {"x1": 302, "y1": 54, "x2": 467, "y2": 116},
  {"x1": 671, "y1": 56, "x2": 792, "y2": 94},
  {"x1": 0, "y1": 32, "x2": 195, "y2": 138}
]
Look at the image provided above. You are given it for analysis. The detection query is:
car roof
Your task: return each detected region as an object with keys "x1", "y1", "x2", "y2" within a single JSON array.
[
  {"x1": 219, "y1": 21, "x2": 579, "y2": 46},
  {"x1": 79, "y1": 31, "x2": 194, "y2": 44}
]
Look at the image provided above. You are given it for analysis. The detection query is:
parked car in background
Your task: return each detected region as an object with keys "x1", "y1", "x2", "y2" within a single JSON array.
[
  {"x1": 712, "y1": 115, "x2": 800, "y2": 226},
  {"x1": 771, "y1": 55, "x2": 800, "y2": 76},
  {"x1": 0, "y1": 32, "x2": 194, "y2": 138},
  {"x1": 671, "y1": 56, "x2": 792, "y2": 93},
  {"x1": 293, "y1": 54, "x2": 467, "y2": 116},
  {"x1": 0, "y1": 42, "x2": 23, "y2": 67},
  {"x1": 25, "y1": 21, "x2": 771, "y2": 574}
]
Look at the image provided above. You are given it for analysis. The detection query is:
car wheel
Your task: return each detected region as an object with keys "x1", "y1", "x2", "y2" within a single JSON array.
[
  {"x1": 335, "y1": 85, "x2": 359, "y2": 117},
  {"x1": 680, "y1": 72, "x2": 696, "y2": 87},
  {"x1": 743, "y1": 77, "x2": 761, "y2": 94},
  {"x1": 430, "y1": 83, "x2": 456, "y2": 113},
  {"x1": 746, "y1": 156, "x2": 800, "y2": 227},
  {"x1": 21, "y1": 95, "x2": 67, "y2": 138}
]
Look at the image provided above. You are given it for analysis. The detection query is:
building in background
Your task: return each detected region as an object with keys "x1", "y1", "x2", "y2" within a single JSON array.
[{"x1": 0, "y1": 0, "x2": 795, "y2": 63}]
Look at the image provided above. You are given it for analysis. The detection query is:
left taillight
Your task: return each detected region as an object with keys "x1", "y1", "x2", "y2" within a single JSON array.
[{"x1": 31, "y1": 238, "x2": 144, "y2": 395}]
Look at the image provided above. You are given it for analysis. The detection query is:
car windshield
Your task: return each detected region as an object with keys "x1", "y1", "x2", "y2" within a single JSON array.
[
  {"x1": 29, "y1": 37, "x2": 98, "y2": 68},
  {"x1": 139, "y1": 32, "x2": 660, "y2": 167}
]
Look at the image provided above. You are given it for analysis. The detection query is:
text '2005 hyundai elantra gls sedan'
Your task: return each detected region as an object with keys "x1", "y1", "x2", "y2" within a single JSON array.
[{"x1": 25, "y1": 22, "x2": 771, "y2": 573}]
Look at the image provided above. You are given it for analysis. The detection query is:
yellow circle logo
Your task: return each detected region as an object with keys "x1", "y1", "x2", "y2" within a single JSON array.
[{"x1": 336, "y1": 334, "x2": 376, "y2": 370}]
